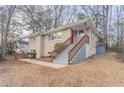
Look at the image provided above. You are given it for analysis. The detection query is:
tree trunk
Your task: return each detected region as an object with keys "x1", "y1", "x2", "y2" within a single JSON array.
[
  {"x1": 1, "y1": 6, "x2": 16, "y2": 59},
  {"x1": 120, "y1": 25, "x2": 124, "y2": 49},
  {"x1": 116, "y1": 6, "x2": 120, "y2": 49},
  {"x1": 2, "y1": 14, "x2": 12, "y2": 58},
  {"x1": 108, "y1": 6, "x2": 112, "y2": 48},
  {"x1": 103, "y1": 5, "x2": 109, "y2": 50}
]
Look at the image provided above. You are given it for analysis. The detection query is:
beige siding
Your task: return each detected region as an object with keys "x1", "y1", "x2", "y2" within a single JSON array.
[
  {"x1": 44, "y1": 29, "x2": 72, "y2": 56},
  {"x1": 29, "y1": 35, "x2": 43, "y2": 58},
  {"x1": 86, "y1": 29, "x2": 98, "y2": 57},
  {"x1": 85, "y1": 43, "x2": 90, "y2": 58}
]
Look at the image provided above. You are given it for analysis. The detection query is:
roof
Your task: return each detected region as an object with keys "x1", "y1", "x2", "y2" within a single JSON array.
[
  {"x1": 28, "y1": 18, "x2": 100, "y2": 38},
  {"x1": 27, "y1": 31, "x2": 44, "y2": 38},
  {"x1": 28, "y1": 18, "x2": 89, "y2": 37},
  {"x1": 44, "y1": 18, "x2": 90, "y2": 35}
]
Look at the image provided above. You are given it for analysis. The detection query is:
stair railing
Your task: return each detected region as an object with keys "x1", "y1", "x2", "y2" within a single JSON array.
[
  {"x1": 50, "y1": 37, "x2": 72, "y2": 61},
  {"x1": 68, "y1": 34, "x2": 89, "y2": 64}
]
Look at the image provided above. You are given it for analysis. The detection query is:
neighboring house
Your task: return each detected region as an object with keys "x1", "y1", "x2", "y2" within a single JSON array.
[
  {"x1": 28, "y1": 18, "x2": 98, "y2": 65},
  {"x1": 17, "y1": 40, "x2": 29, "y2": 53}
]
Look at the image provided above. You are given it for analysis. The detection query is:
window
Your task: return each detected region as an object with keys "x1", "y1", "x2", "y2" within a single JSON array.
[
  {"x1": 48, "y1": 32, "x2": 62, "y2": 41},
  {"x1": 76, "y1": 30, "x2": 84, "y2": 37},
  {"x1": 91, "y1": 32, "x2": 94, "y2": 39},
  {"x1": 79, "y1": 30, "x2": 84, "y2": 36}
]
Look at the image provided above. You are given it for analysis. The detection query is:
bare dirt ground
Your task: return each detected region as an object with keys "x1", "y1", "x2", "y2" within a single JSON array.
[{"x1": 0, "y1": 52, "x2": 124, "y2": 87}]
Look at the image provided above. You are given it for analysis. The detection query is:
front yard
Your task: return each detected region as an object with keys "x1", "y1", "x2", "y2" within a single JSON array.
[{"x1": 0, "y1": 52, "x2": 124, "y2": 87}]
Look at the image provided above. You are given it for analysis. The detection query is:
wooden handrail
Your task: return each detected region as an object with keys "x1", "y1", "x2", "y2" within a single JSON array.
[
  {"x1": 50, "y1": 37, "x2": 72, "y2": 61},
  {"x1": 68, "y1": 34, "x2": 89, "y2": 64}
]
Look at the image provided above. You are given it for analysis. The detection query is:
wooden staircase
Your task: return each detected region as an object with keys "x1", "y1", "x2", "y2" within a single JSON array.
[
  {"x1": 68, "y1": 34, "x2": 89, "y2": 64},
  {"x1": 50, "y1": 34, "x2": 89, "y2": 65},
  {"x1": 50, "y1": 37, "x2": 72, "y2": 61}
]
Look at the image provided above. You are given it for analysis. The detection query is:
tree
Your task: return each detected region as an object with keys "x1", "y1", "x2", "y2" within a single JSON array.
[
  {"x1": 19, "y1": 5, "x2": 77, "y2": 33},
  {"x1": 108, "y1": 5, "x2": 112, "y2": 47},
  {"x1": 116, "y1": 6, "x2": 123, "y2": 49},
  {"x1": 77, "y1": 12, "x2": 86, "y2": 20},
  {"x1": 0, "y1": 5, "x2": 16, "y2": 58},
  {"x1": 0, "y1": 8, "x2": 6, "y2": 49},
  {"x1": 101, "y1": 5, "x2": 109, "y2": 50}
]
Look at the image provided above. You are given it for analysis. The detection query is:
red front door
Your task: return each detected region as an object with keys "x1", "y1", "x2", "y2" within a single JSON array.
[{"x1": 71, "y1": 32, "x2": 74, "y2": 43}]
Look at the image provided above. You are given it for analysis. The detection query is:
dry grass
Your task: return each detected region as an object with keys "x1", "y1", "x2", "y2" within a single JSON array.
[{"x1": 0, "y1": 52, "x2": 124, "y2": 87}]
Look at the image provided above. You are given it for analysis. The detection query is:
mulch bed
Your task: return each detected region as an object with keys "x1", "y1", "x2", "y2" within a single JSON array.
[{"x1": 5, "y1": 54, "x2": 24, "y2": 61}]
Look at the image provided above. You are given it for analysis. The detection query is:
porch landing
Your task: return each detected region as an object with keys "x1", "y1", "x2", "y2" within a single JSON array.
[{"x1": 19, "y1": 59, "x2": 67, "y2": 69}]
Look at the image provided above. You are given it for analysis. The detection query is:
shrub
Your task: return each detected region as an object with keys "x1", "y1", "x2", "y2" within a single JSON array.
[
  {"x1": 48, "y1": 51, "x2": 52, "y2": 57},
  {"x1": 54, "y1": 42, "x2": 63, "y2": 49},
  {"x1": 7, "y1": 42, "x2": 15, "y2": 55},
  {"x1": 24, "y1": 53, "x2": 31, "y2": 58},
  {"x1": 98, "y1": 36, "x2": 104, "y2": 43},
  {"x1": 25, "y1": 50, "x2": 37, "y2": 58},
  {"x1": 31, "y1": 50, "x2": 37, "y2": 58}
]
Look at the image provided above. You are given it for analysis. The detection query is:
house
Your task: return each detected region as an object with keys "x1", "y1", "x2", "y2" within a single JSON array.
[
  {"x1": 28, "y1": 18, "x2": 98, "y2": 65},
  {"x1": 16, "y1": 40, "x2": 29, "y2": 54}
]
